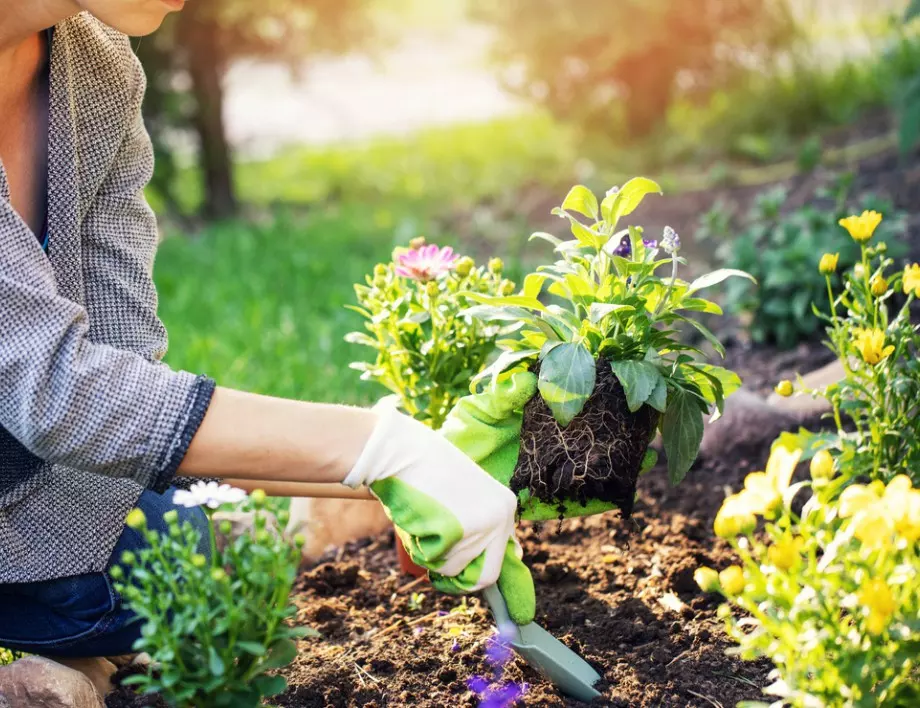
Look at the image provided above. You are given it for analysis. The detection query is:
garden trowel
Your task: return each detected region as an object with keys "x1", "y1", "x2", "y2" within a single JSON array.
[{"x1": 482, "y1": 584, "x2": 601, "y2": 702}]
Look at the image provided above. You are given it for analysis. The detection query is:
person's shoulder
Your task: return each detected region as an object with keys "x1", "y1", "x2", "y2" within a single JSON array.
[{"x1": 57, "y1": 12, "x2": 144, "y2": 101}]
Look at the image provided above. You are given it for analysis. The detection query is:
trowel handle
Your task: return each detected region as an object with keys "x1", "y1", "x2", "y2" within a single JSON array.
[{"x1": 481, "y1": 584, "x2": 524, "y2": 641}]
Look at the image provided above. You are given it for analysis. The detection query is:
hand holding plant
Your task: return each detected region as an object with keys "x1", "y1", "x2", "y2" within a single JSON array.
[{"x1": 112, "y1": 485, "x2": 313, "y2": 708}]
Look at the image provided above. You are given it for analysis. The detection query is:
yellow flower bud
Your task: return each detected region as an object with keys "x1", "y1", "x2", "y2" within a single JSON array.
[
  {"x1": 870, "y1": 275, "x2": 888, "y2": 297},
  {"x1": 839, "y1": 210, "x2": 883, "y2": 242},
  {"x1": 719, "y1": 566, "x2": 746, "y2": 596},
  {"x1": 373, "y1": 264, "x2": 387, "y2": 277},
  {"x1": 818, "y1": 252, "x2": 839, "y2": 275},
  {"x1": 774, "y1": 380, "x2": 794, "y2": 397},
  {"x1": 499, "y1": 279, "x2": 516, "y2": 296},
  {"x1": 713, "y1": 496, "x2": 756, "y2": 539},
  {"x1": 250, "y1": 489, "x2": 267, "y2": 509},
  {"x1": 426, "y1": 281, "x2": 439, "y2": 298},
  {"x1": 109, "y1": 565, "x2": 124, "y2": 580},
  {"x1": 694, "y1": 566, "x2": 720, "y2": 593},
  {"x1": 767, "y1": 537, "x2": 803, "y2": 571},
  {"x1": 858, "y1": 579, "x2": 895, "y2": 635},
  {"x1": 810, "y1": 450, "x2": 835, "y2": 481},
  {"x1": 488, "y1": 257, "x2": 504, "y2": 275},
  {"x1": 163, "y1": 510, "x2": 179, "y2": 527},
  {"x1": 294, "y1": 533, "x2": 307, "y2": 549},
  {"x1": 125, "y1": 509, "x2": 146, "y2": 530},
  {"x1": 210, "y1": 568, "x2": 228, "y2": 583},
  {"x1": 454, "y1": 256, "x2": 475, "y2": 277},
  {"x1": 120, "y1": 550, "x2": 137, "y2": 566},
  {"x1": 191, "y1": 554, "x2": 208, "y2": 569},
  {"x1": 409, "y1": 237, "x2": 427, "y2": 250}
]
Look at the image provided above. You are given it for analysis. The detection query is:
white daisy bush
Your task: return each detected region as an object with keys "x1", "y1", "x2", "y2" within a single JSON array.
[{"x1": 111, "y1": 486, "x2": 314, "y2": 708}]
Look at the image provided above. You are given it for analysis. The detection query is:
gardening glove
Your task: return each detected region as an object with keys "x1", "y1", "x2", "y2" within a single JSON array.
[
  {"x1": 342, "y1": 401, "x2": 536, "y2": 624},
  {"x1": 441, "y1": 371, "x2": 618, "y2": 521}
]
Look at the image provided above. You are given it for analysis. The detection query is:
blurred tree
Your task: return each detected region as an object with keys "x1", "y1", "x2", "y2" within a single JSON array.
[
  {"x1": 471, "y1": 0, "x2": 798, "y2": 140},
  {"x1": 138, "y1": 0, "x2": 376, "y2": 221}
]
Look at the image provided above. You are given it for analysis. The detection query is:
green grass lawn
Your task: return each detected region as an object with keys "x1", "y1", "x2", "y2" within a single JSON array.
[{"x1": 155, "y1": 209, "x2": 394, "y2": 406}]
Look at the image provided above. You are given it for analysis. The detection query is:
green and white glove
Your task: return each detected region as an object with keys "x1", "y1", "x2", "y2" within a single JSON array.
[
  {"x1": 441, "y1": 371, "x2": 618, "y2": 521},
  {"x1": 343, "y1": 402, "x2": 536, "y2": 624}
]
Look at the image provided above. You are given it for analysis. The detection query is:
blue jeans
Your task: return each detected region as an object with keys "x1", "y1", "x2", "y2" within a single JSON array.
[{"x1": 0, "y1": 488, "x2": 210, "y2": 658}]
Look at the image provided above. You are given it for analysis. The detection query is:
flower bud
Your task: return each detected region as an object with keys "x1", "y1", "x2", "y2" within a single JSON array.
[
  {"x1": 409, "y1": 237, "x2": 427, "y2": 250},
  {"x1": 426, "y1": 281, "x2": 439, "y2": 298},
  {"x1": 810, "y1": 450, "x2": 835, "y2": 481},
  {"x1": 818, "y1": 252, "x2": 839, "y2": 275},
  {"x1": 210, "y1": 568, "x2": 228, "y2": 583},
  {"x1": 294, "y1": 533, "x2": 307, "y2": 549},
  {"x1": 854, "y1": 263, "x2": 866, "y2": 279},
  {"x1": 163, "y1": 510, "x2": 179, "y2": 527},
  {"x1": 125, "y1": 508, "x2": 146, "y2": 530},
  {"x1": 277, "y1": 509, "x2": 290, "y2": 526},
  {"x1": 256, "y1": 530, "x2": 271, "y2": 545},
  {"x1": 499, "y1": 279, "x2": 515, "y2": 296},
  {"x1": 191, "y1": 554, "x2": 208, "y2": 569},
  {"x1": 120, "y1": 550, "x2": 137, "y2": 567},
  {"x1": 774, "y1": 380, "x2": 793, "y2": 397},
  {"x1": 373, "y1": 275, "x2": 387, "y2": 289},
  {"x1": 251, "y1": 489, "x2": 267, "y2": 509},
  {"x1": 870, "y1": 275, "x2": 888, "y2": 297},
  {"x1": 488, "y1": 257, "x2": 504, "y2": 275},
  {"x1": 219, "y1": 520, "x2": 232, "y2": 535},
  {"x1": 109, "y1": 565, "x2": 124, "y2": 581},
  {"x1": 719, "y1": 565, "x2": 746, "y2": 595},
  {"x1": 694, "y1": 566, "x2": 720, "y2": 593},
  {"x1": 373, "y1": 264, "x2": 387, "y2": 277},
  {"x1": 767, "y1": 538, "x2": 802, "y2": 571},
  {"x1": 714, "y1": 499, "x2": 756, "y2": 539},
  {"x1": 454, "y1": 257, "x2": 474, "y2": 277}
]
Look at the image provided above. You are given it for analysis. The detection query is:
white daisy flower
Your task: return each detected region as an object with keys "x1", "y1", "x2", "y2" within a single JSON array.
[{"x1": 173, "y1": 481, "x2": 247, "y2": 510}]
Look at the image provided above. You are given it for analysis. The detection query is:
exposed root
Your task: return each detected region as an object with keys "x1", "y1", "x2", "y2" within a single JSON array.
[{"x1": 511, "y1": 358, "x2": 658, "y2": 518}]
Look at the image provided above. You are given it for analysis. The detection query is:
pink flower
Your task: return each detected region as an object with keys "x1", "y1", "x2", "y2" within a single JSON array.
[{"x1": 395, "y1": 245, "x2": 458, "y2": 282}]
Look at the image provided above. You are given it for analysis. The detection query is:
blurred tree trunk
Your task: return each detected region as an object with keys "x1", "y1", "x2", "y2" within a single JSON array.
[{"x1": 178, "y1": 2, "x2": 238, "y2": 221}]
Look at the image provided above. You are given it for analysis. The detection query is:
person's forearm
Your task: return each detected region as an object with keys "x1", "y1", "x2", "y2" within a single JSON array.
[{"x1": 179, "y1": 387, "x2": 377, "y2": 485}]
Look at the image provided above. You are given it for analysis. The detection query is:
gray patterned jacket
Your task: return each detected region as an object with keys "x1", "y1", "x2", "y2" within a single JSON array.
[{"x1": 0, "y1": 14, "x2": 215, "y2": 584}]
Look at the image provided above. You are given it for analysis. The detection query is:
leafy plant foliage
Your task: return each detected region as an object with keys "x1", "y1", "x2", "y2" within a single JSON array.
[{"x1": 467, "y1": 179, "x2": 751, "y2": 483}]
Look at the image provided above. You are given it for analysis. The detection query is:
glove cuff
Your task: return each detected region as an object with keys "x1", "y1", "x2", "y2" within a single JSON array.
[{"x1": 342, "y1": 404, "x2": 415, "y2": 489}]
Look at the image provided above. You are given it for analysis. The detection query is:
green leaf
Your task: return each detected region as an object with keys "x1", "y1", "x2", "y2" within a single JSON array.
[
  {"x1": 523, "y1": 273, "x2": 547, "y2": 299},
  {"x1": 677, "y1": 298, "x2": 723, "y2": 315},
  {"x1": 601, "y1": 177, "x2": 662, "y2": 224},
  {"x1": 589, "y1": 302, "x2": 634, "y2": 324},
  {"x1": 462, "y1": 305, "x2": 534, "y2": 322},
  {"x1": 253, "y1": 675, "x2": 288, "y2": 698},
  {"x1": 661, "y1": 388, "x2": 704, "y2": 485},
  {"x1": 569, "y1": 219, "x2": 603, "y2": 250},
  {"x1": 236, "y1": 641, "x2": 267, "y2": 656},
  {"x1": 560, "y1": 184, "x2": 599, "y2": 219},
  {"x1": 538, "y1": 343, "x2": 596, "y2": 427},
  {"x1": 686, "y1": 268, "x2": 755, "y2": 296},
  {"x1": 472, "y1": 349, "x2": 540, "y2": 389},
  {"x1": 259, "y1": 638, "x2": 298, "y2": 672},
  {"x1": 648, "y1": 375, "x2": 668, "y2": 413},
  {"x1": 208, "y1": 646, "x2": 226, "y2": 676},
  {"x1": 674, "y1": 315, "x2": 727, "y2": 357},
  {"x1": 460, "y1": 292, "x2": 547, "y2": 312},
  {"x1": 529, "y1": 231, "x2": 562, "y2": 247},
  {"x1": 906, "y1": 0, "x2": 920, "y2": 21},
  {"x1": 610, "y1": 360, "x2": 663, "y2": 413}
]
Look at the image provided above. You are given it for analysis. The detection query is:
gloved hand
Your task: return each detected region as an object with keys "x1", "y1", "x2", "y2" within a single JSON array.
[
  {"x1": 342, "y1": 401, "x2": 536, "y2": 624},
  {"x1": 440, "y1": 372, "x2": 618, "y2": 521}
]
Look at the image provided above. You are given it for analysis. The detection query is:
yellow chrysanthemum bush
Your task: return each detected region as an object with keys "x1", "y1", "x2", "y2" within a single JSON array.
[
  {"x1": 701, "y1": 442, "x2": 920, "y2": 707},
  {"x1": 792, "y1": 211, "x2": 920, "y2": 484}
]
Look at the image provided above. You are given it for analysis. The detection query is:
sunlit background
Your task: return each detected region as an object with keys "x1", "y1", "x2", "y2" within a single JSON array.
[{"x1": 142, "y1": 0, "x2": 920, "y2": 405}]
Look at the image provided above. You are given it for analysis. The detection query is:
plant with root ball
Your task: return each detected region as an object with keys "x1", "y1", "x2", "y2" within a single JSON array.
[{"x1": 464, "y1": 179, "x2": 753, "y2": 514}]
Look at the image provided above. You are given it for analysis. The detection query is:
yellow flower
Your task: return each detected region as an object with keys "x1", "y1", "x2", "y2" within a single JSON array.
[
  {"x1": 870, "y1": 275, "x2": 888, "y2": 297},
  {"x1": 903, "y1": 264, "x2": 920, "y2": 297},
  {"x1": 839, "y1": 210, "x2": 883, "y2": 242},
  {"x1": 809, "y1": 450, "x2": 835, "y2": 481},
  {"x1": 852, "y1": 509, "x2": 895, "y2": 548},
  {"x1": 714, "y1": 493, "x2": 757, "y2": 538},
  {"x1": 694, "y1": 566, "x2": 720, "y2": 593},
  {"x1": 774, "y1": 380, "x2": 794, "y2": 397},
  {"x1": 853, "y1": 328, "x2": 894, "y2": 365},
  {"x1": 738, "y1": 446, "x2": 803, "y2": 518},
  {"x1": 839, "y1": 483, "x2": 881, "y2": 518},
  {"x1": 125, "y1": 508, "x2": 147, "y2": 530},
  {"x1": 858, "y1": 579, "x2": 896, "y2": 635},
  {"x1": 818, "y1": 252, "x2": 839, "y2": 275},
  {"x1": 767, "y1": 536, "x2": 804, "y2": 571},
  {"x1": 719, "y1": 566, "x2": 746, "y2": 595}
]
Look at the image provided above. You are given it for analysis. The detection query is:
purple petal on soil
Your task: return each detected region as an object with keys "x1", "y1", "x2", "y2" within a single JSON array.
[
  {"x1": 413, "y1": 627, "x2": 423, "y2": 636},
  {"x1": 485, "y1": 637, "x2": 513, "y2": 667},
  {"x1": 467, "y1": 676, "x2": 490, "y2": 695},
  {"x1": 451, "y1": 641, "x2": 461, "y2": 652},
  {"x1": 479, "y1": 681, "x2": 527, "y2": 708},
  {"x1": 437, "y1": 611, "x2": 448, "y2": 617}
]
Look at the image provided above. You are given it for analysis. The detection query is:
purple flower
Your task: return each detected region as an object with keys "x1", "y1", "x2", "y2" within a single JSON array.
[
  {"x1": 451, "y1": 641, "x2": 461, "y2": 653},
  {"x1": 467, "y1": 676, "x2": 490, "y2": 695},
  {"x1": 661, "y1": 226, "x2": 680, "y2": 255},
  {"x1": 643, "y1": 238, "x2": 658, "y2": 249},
  {"x1": 485, "y1": 632, "x2": 513, "y2": 668},
  {"x1": 479, "y1": 682, "x2": 527, "y2": 708},
  {"x1": 395, "y1": 245, "x2": 458, "y2": 282},
  {"x1": 612, "y1": 236, "x2": 631, "y2": 258}
]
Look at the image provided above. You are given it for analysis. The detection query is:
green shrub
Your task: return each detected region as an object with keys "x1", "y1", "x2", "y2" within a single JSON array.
[{"x1": 704, "y1": 178, "x2": 906, "y2": 348}]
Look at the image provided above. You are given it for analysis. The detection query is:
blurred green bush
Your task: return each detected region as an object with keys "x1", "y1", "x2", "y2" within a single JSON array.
[{"x1": 702, "y1": 176, "x2": 907, "y2": 349}]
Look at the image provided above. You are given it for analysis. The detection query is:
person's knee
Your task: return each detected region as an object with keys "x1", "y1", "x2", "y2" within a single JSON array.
[{"x1": 127, "y1": 489, "x2": 213, "y2": 560}]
